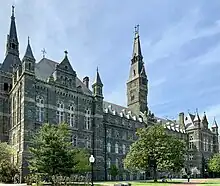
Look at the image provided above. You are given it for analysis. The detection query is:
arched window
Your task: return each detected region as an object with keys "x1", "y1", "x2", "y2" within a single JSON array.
[
  {"x1": 115, "y1": 143, "x2": 119, "y2": 153},
  {"x1": 72, "y1": 135, "x2": 77, "y2": 147},
  {"x1": 84, "y1": 108, "x2": 91, "y2": 130},
  {"x1": 107, "y1": 158, "x2": 111, "y2": 168},
  {"x1": 86, "y1": 136, "x2": 91, "y2": 148},
  {"x1": 122, "y1": 144, "x2": 126, "y2": 154},
  {"x1": 68, "y1": 104, "x2": 75, "y2": 127},
  {"x1": 56, "y1": 101, "x2": 64, "y2": 123},
  {"x1": 115, "y1": 158, "x2": 119, "y2": 168},
  {"x1": 107, "y1": 142, "x2": 111, "y2": 153},
  {"x1": 36, "y1": 96, "x2": 44, "y2": 122}
]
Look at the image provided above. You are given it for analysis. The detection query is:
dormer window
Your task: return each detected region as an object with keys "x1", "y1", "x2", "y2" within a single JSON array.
[{"x1": 65, "y1": 65, "x2": 68, "y2": 70}]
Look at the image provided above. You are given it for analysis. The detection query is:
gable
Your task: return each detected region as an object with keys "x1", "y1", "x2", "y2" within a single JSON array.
[{"x1": 35, "y1": 58, "x2": 92, "y2": 96}]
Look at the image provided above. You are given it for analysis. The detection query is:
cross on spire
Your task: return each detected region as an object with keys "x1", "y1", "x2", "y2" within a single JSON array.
[
  {"x1": 64, "y1": 50, "x2": 68, "y2": 57},
  {"x1": 134, "y1": 24, "x2": 139, "y2": 34},
  {"x1": 12, "y1": 5, "x2": 15, "y2": 17},
  {"x1": 41, "y1": 48, "x2": 46, "y2": 58}
]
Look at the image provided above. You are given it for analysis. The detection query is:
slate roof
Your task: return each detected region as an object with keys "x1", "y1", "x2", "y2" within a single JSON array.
[
  {"x1": 35, "y1": 58, "x2": 92, "y2": 96},
  {"x1": 1, "y1": 54, "x2": 21, "y2": 73},
  {"x1": 23, "y1": 39, "x2": 35, "y2": 60}
]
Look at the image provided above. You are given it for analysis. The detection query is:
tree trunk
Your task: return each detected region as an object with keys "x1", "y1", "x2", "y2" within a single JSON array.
[{"x1": 153, "y1": 165, "x2": 157, "y2": 182}]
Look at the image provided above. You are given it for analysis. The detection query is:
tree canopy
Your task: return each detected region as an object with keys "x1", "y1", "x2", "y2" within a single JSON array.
[
  {"x1": 124, "y1": 124, "x2": 186, "y2": 181},
  {"x1": 28, "y1": 123, "x2": 90, "y2": 180},
  {"x1": 0, "y1": 142, "x2": 18, "y2": 183},
  {"x1": 208, "y1": 153, "x2": 220, "y2": 173},
  {"x1": 0, "y1": 142, "x2": 14, "y2": 163}
]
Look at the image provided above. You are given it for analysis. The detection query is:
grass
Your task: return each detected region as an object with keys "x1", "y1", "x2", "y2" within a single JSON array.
[{"x1": 95, "y1": 179, "x2": 220, "y2": 186}]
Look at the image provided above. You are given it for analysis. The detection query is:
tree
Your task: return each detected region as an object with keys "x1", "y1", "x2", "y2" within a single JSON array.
[
  {"x1": 28, "y1": 123, "x2": 90, "y2": 183},
  {"x1": 124, "y1": 124, "x2": 186, "y2": 182},
  {"x1": 208, "y1": 153, "x2": 220, "y2": 173},
  {"x1": 0, "y1": 142, "x2": 14, "y2": 163},
  {"x1": 109, "y1": 165, "x2": 119, "y2": 180},
  {"x1": 0, "y1": 142, "x2": 18, "y2": 183},
  {"x1": 73, "y1": 148, "x2": 90, "y2": 174}
]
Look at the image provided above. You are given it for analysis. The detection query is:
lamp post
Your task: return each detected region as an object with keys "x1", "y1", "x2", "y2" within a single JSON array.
[{"x1": 89, "y1": 155, "x2": 95, "y2": 186}]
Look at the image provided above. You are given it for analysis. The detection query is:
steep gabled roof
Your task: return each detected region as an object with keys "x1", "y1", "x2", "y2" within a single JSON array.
[{"x1": 35, "y1": 58, "x2": 92, "y2": 96}]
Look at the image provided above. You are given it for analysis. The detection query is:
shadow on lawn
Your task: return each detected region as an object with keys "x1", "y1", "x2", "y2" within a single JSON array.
[{"x1": 169, "y1": 182, "x2": 219, "y2": 185}]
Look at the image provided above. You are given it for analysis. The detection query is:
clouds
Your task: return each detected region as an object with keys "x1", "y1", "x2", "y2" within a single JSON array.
[{"x1": 1, "y1": 0, "x2": 220, "y2": 124}]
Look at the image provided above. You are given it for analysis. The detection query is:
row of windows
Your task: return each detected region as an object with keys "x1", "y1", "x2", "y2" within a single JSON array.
[
  {"x1": 36, "y1": 108, "x2": 91, "y2": 129},
  {"x1": 71, "y1": 135, "x2": 91, "y2": 148},
  {"x1": 107, "y1": 142, "x2": 127, "y2": 154},
  {"x1": 107, "y1": 129, "x2": 134, "y2": 140},
  {"x1": 107, "y1": 158, "x2": 120, "y2": 168}
]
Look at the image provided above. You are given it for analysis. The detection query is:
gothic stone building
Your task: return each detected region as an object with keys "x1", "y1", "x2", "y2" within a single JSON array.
[{"x1": 0, "y1": 7, "x2": 218, "y2": 181}]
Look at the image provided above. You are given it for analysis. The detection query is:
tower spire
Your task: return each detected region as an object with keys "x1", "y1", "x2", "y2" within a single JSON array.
[
  {"x1": 127, "y1": 25, "x2": 148, "y2": 115},
  {"x1": 94, "y1": 67, "x2": 103, "y2": 86},
  {"x1": 1, "y1": 5, "x2": 21, "y2": 72},
  {"x1": 92, "y1": 67, "x2": 103, "y2": 97},
  {"x1": 132, "y1": 24, "x2": 142, "y2": 60},
  {"x1": 23, "y1": 37, "x2": 35, "y2": 60}
]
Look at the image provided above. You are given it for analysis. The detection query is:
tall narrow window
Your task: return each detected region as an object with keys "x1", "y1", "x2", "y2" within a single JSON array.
[
  {"x1": 84, "y1": 108, "x2": 91, "y2": 130},
  {"x1": 115, "y1": 143, "x2": 119, "y2": 153},
  {"x1": 57, "y1": 101, "x2": 64, "y2": 123},
  {"x1": 86, "y1": 136, "x2": 91, "y2": 148},
  {"x1": 107, "y1": 142, "x2": 111, "y2": 153},
  {"x1": 107, "y1": 158, "x2": 111, "y2": 168},
  {"x1": 122, "y1": 144, "x2": 126, "y2": 154},
  {"x1": 36, "y1": 96, "x2": 44, "y2": 122},
  {"x1": 115, "y1": 158, "x2": 119, "y2": 168},
  {"x1": 72, "y1": 135, "x2": 77, "y2": 147},
  {"x1": 67, "y1": 104, "x2": 76, "y2": 127}
]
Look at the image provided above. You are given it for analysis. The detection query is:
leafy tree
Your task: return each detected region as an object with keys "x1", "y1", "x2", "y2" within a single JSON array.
[
  {"x1": 109, "y1": 165, "x2": 119, "y2": 180},
  {"x1": 0, "y1": 160, "x2": 18, "y2": 183},
  {"x1": 28, "y1": 123, "x2": 90, "y2": 183},
  {"x1": 124, "y1": 124, "x2": 186, "y2": 182},
  {"x1": 73, "y1": 148, "x2": 90, "y2": 174},
  {"x1": 0, "y1": 142, "x2": 18, "y2": 183},
  {"x1": 208, "y1": 153, "x2": 220, "y2": 173},
  {"x1": 0, "y1": 142, "x2": 14, "y2": 163}
]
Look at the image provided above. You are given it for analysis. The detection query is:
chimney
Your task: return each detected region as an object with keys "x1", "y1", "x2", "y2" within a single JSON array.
[
  {"x1": 83, "y1": 76, "x2": 89, "y2": 88},
  {"x1": 179, "y1": 112, "x2": 184, "y2": 126}
]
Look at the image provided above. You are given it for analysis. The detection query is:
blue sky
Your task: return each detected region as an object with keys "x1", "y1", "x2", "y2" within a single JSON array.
[{"x1": 1, "y1": 0, "x2": 220, "y2": 124}]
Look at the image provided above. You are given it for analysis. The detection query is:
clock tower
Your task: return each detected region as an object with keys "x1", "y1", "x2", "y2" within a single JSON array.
[{"x1": 127, "y1": 25, "x2": 148, "y2": 115}]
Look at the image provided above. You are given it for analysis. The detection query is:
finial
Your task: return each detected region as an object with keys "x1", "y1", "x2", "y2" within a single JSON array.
[
  {"x1": 41, "y1": 48, "x2": 46, "y2": 58},
  {"x1": 28, "y1": 36, "x2": 30, "y2": 45},
  {"x1": 12, "y1": 5, "x2": 15, "y2": 17},
  {"x1": 196, "y1": 108, "x2": 198, "y2": 114},
  {"x1": 64, "y1": 50, "x2": 68, "y2": 57},
  {"x1": 96, "y1": 66, "x2": 99, "y2": 72}
]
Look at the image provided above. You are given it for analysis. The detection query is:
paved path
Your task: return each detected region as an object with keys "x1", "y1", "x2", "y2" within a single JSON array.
[{"x1": 171, "y1": 179, "x2": 206, "y2": 186}]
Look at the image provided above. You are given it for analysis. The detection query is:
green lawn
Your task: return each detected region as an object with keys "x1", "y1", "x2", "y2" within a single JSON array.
[{"x1": 96, "y1": 179, "x2": 220, "y2": 186}]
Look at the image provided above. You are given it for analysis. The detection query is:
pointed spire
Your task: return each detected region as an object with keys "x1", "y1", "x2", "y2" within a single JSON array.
[
  {"x1": 212, "y1": 117, "x2": 218, "y2": 128},
  {"x1": 193, "y1": 109, "x2": 200, "y2": 122},
  {"x1": 140, "y1": 63, "x2": 147, "y2": 77},
  {"x1": 202, "y1": 112, "x2": 208, "y2": 123},
  {"x1": 23, "y1": 37, "x2": 35, "y2": 60},
  {"x1": 9, "y1": 5, "x2": 18, "y2": 43},
  {"x1": 132, "y1": 24, "x2": 142, "y2": 59},
  {"x1": 94, "y1": 67, "x2": 103, "y2": 86}
]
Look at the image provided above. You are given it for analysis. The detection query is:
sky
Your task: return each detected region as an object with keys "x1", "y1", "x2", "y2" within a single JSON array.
[{"x1": 1, "y1": 0, "x2": 220, "y2": 125}]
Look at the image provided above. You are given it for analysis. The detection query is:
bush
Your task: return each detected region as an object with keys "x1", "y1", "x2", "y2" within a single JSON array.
[{"x1": 0, "y1": 160, "x2": 19, "y2": 183}]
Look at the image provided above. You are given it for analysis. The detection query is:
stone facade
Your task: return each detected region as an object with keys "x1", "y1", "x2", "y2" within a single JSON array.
[{"x1": 0, "y1": 7, "x2": 219, "y2": 182}]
